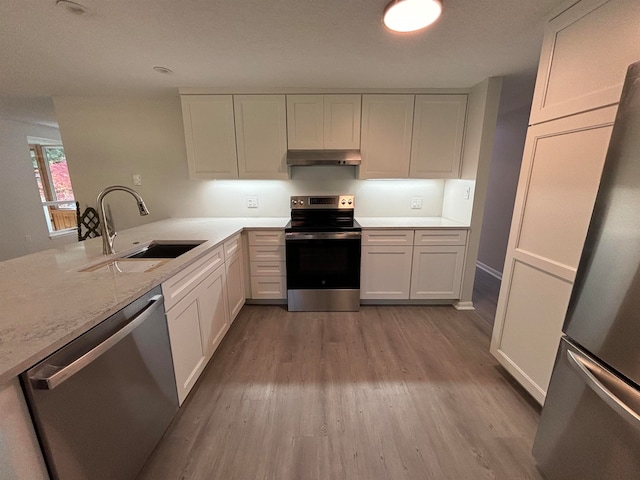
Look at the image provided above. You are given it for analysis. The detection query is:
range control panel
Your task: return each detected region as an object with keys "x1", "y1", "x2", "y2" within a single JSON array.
[{"x1": 290, "y1": 195, "x2": 355, "y2": 209}]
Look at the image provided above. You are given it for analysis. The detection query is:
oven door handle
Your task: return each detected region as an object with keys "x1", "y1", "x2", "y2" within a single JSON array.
[{"x1": 285, "y1": 232, "x2": 362, "y2": 241}]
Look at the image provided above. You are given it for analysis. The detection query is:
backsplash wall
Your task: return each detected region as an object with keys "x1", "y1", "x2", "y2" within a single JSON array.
[{"x1": 196, "y1": 167, "x2": 445, "y2": 218}]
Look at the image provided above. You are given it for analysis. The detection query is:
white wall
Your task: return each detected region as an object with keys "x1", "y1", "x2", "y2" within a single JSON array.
[
  {"x1": 53, "y1": 96, "x2": 446, "y2": 228},
  {"x1": 477, "y1": 76, "x2": 534, "y2": 275},
  {"x1": 0, "y1": 116, "x2": 75, "y2": 261},
  {"x1": 453, "y1": 77, "x2": 503, "y2": 305}
]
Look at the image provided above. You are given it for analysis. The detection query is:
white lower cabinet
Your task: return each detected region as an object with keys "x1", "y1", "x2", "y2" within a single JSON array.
[
  {"x1": 410, "y1": 245, "x2": 465, "y2": 299},
  {"x1": 361, "y1": 228, "x2": 468, "y2": 301},
  {"x1": 225, "y1": 251, "x2": 245, "y2": 322},
  {"x1": 360, "y1": 246, "x2": 413, "y2": 299},
  {"x1": 165, "y1": 280, "x2": 206, "y2": 405},
  {"x1": 165, "y1": 263, "x2": 228, "y2": 405},
  {"x1": 199, "y1": 265, "x2": 229, "y2": 358},
  {"x1": 162, "y1": 244, "x2": 234, "y2": 406},
  {"x1": 247, "y1": 230, "x2": 286, "y2": 300},
  {"x1": 224, "y1": 234, "x2": 245, "y2": 322}
]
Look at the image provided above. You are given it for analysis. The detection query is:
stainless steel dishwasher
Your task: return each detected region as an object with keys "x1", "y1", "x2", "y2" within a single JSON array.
[{"x1": 21, "y1": 286, "x2": 178, "y2": 480}]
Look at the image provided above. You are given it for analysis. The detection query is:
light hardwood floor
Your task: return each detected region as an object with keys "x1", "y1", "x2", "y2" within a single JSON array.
[{"x1": 139, "y1": 269, "x2": 543, "y2": 479}]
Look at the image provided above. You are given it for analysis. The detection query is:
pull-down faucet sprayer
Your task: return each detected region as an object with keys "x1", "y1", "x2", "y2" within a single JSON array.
[{"x1": 96, "y1": 185, "x2": 150, "y2": 255}]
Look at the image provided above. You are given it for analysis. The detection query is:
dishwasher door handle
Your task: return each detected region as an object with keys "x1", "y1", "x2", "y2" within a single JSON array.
[{"x1": 28, "y1": 294, "x2": 164, "y2": 390}]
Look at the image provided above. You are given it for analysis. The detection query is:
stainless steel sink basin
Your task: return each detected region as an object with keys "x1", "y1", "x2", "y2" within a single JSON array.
[
  {"x1": 77, "y1": 240, "x2": 206, "y2": 273},
  {"x1": 125, "y1": 241, "x2": 205, "y2": 259}
]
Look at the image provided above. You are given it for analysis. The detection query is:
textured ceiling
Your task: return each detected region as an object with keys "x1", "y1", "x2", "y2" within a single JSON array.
[{"x1": 0, "y1": 0, "x2": 569, "y2": 124}]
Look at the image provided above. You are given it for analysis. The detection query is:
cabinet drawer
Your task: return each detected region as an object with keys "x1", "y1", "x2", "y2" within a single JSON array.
[
  {"x1": 250, "y1": 261, "x2": 286, "y2": 276},
  {"x1": 223, "y1": 233, "x2": 241, "y2": 259},
  {"x1": 414, "y1": 229, "x2": 467, "y2": 246},
  {"x1": 249, "y1": 245, "x2": 285, "y2": 262},
  {"x1": 162, "y1": 245, "x2": 224, "y2": 311},
  {"x1": 250, "y1": 276, "x2": 287, "y2": 299},
  {"x1": 248, "y1": 230, "x2": 284, "y2": 246},
  {"x1": 362, "y1": 230, "x2": 414, "y2": 246}
]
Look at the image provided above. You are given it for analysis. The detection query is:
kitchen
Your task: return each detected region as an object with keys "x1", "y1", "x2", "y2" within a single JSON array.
[{"x1": 2, "y1": 0, "x2": 640, "y2": 479}]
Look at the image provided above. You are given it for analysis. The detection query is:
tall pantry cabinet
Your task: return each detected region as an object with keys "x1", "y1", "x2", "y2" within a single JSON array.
[{"x1": 490, "y1": 0, "x2": 640, "y2": 404}]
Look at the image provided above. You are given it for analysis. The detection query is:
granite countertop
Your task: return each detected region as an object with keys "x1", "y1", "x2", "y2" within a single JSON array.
[
  {"x1": 0, "y1": 215, "x2": 466, "y2": 384},
  {"x1": 357, "y1": 217, "x2": 469, "y2": 228},
  {"x1": 0, "y1": 217, "x2": 288, "y2": 385}
]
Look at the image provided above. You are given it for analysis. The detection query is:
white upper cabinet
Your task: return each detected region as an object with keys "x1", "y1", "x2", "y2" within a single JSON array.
[
  {"x1": 234, "y1": 95, "x2": 288, "y2": 179},
  {"x1": 530, "y1": 0, "x2": 640, "y2": 125},
  {"x1": 286, "y1": 95, "x2": 324, "y2": 149},
  {"x1": 180, "y1": 95, "x2": 238, "y2": 180},
  {"x1": 359, "y1": 95, "x2": 414, "y2": 179},
  {"x1": 324, "y1": 95, "x2": 362, "y2": 149},
  {"x1": 287, "y1": 94, "x2": 361, "y2": 149},
  {"x1": 409, "y1": 95, "x2": 467, "y2": 179}
]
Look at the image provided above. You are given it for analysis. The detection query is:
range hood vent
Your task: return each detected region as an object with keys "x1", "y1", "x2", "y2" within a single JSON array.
[{"x1": 287, "y1": 149, "x2": 361, "y2": 166}]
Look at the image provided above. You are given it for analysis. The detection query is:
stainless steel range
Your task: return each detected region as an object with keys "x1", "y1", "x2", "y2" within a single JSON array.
[{"x1": 285, "y1": 195, "x2": 361, "y2": 312}]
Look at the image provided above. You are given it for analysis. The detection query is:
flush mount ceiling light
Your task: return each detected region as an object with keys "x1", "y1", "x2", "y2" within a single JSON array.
[
  {"x1": 56, "y1": 0, "x2": 88, "y2": 15},
  {"x1": 383, "y1": 0, "x2": 443, "y2": 33}
]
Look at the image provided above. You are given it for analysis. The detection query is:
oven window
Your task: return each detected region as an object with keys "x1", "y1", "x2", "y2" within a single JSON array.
[{"x1": 286, "y1": 238, "x2": 361, "y2": 289}]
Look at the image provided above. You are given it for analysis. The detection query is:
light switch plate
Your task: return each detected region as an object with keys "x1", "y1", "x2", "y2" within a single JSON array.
[
  {"x1": 411, "y1": 197, "x2": 423, "y2": 209},
  {"x1": 247, "y1": 196, "x2": 258, "y2": 208},
  {"x1": 132, "y1": 174, "x2": 142, "y2": 186}
]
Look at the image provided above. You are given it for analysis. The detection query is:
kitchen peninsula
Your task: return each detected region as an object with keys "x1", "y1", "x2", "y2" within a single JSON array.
[{"x1": 0, "y1": 215, "x2": 469, "y2": 479}]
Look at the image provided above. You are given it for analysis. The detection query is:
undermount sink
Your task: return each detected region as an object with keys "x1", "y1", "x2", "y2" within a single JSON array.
[
  {"x1": 125, "y1": 241, "x2": 205, "y2": 259},
  {"x1": 78, "y1": 240, "x2": 206, "y2": 273}
]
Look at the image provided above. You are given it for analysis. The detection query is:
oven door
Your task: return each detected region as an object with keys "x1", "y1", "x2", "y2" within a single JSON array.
[{"x1": 285, "y1": 232, "x2": 361, "y2": 311}]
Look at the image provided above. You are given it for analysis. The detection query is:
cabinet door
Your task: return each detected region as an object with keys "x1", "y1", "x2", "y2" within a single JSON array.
[
  {"x1": 287, "y1": 95, "x2": 324, "y2": 149},
  {"x1": 226, "y1": 251, "x2": 245, "y2": 322},
  {"x1": 324, "y1": 95, "x2": 361, "y2": 149},
  {"x1": 361, "y1": 245, "x2": 413, "y2": 299},
  {"x1": 410, "y1": 245, "x2": 465, "y2": 299},
  {"x1": 166, "y1": 286, "x2": 208, "y2": 405},
  {"x1": 360, "y1": 95, "x2": 414, "y2": 179},
  {"x1": 530, "y1": 0, "x2": 640, "y2": 125},
  {"x1": 490, "y1": 107, "x2": 615, "y2": 404},
  {"x1": 409, "y1": 95, "x2": 467, "y2": 179},
  {"x1": 180, "y1": 95, "x2": 238, "y2": 180},
  {"x1": 198, "y1": 264, "x2": 229, "y2": 360},
  {"x1": 234, "y1": 95, "x2": 288, "y2": 179}
]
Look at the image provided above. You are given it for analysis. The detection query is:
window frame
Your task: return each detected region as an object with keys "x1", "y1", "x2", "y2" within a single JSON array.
[{"x1": 29, "y1": 144, "x2": 77, "y2": 235}]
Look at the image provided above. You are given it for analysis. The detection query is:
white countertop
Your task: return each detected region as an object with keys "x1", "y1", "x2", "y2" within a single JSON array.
[
  {"x1": 358, "y1": 217, "x2": 469, "y2": 228},
  {"x1": 0, "y1": 215, "x2": 466, "y2": 384}
]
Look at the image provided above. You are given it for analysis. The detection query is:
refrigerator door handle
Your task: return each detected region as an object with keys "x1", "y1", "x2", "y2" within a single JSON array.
[
  {"x1": 28, "y1": 294, "x2": 164, "y2": 390},
  {"x1": 567, "y1": 349, "x2": 640, "y2": 429}
]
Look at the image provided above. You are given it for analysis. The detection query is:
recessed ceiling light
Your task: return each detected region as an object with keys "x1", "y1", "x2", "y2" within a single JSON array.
[
  {"x1": 56, "y1": 0, "x2": 88, "y2": 16},
  {"x1": 153, "y1": 66, "x2": 174, "y2": 75},
  {"x1": 383, "y1": 0, "x2": 443, "y2": 33}
]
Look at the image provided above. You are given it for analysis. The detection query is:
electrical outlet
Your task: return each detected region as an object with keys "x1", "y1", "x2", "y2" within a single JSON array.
[
  {"x1": 132, "y1": 174, "x2": 142, "y2": 186},
  {"x1": 463, "y1": 186, "x2": 471, "y2": 200},
  {"x1": 247, "y1": 196, "x2": 258, "y2": 208},
  {"x1": 25, "y1": 234, "x2": 32, "y2": 243},
  {"x1": 410, "y1": 197, "x2": 423, "y2": 209}
]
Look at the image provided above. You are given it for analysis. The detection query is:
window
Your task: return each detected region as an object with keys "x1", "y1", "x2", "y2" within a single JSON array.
[{"x1": 30, "y1": 144, "x2": 77, "y2": 233}]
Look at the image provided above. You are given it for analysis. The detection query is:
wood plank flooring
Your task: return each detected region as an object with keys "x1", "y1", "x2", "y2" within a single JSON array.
[{"x1": 138, "y1": 269, "x2": 543, "y2": 479}]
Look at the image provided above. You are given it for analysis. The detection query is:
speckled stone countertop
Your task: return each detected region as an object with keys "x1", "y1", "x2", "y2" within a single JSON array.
[
  {"x1": 357, "y1": 217, "x2": 469, "y2": 228},
  {"x1": 0, "y1": 217, "x2": 288, "y2": 385},
  {"x1": 0, "y1": 215, "x2": 468, "y2": 384}
]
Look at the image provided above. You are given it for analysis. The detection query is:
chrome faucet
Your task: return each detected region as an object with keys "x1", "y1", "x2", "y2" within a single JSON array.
[{"x1": 97, "y1": 186, "x2": 150, "y2": 255}]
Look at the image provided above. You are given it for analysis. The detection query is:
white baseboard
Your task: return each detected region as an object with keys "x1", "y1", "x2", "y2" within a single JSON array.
[
  {"x1": 454, "y1": 301, "x2": 475, "y2": 311},
  {"x1": 476, "y1": 261, "x2": 503, "y2": 280}
]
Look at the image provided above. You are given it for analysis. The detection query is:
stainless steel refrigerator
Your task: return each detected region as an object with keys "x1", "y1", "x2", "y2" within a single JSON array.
[{"x1": 533, "y1": 60, "x2": 640, "y2": 479}]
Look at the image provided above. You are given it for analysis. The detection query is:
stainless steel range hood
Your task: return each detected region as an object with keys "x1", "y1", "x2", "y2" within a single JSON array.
[{"x1": 286, "y1": 149, "x2": 361, "y2": 166}]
